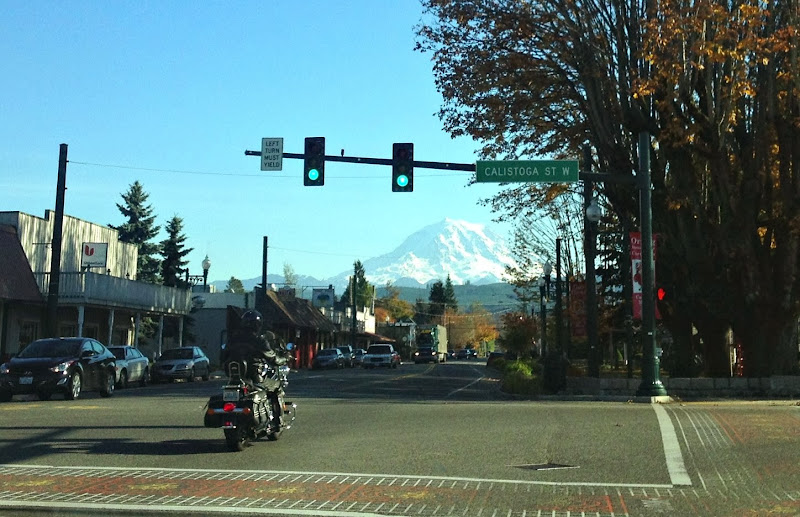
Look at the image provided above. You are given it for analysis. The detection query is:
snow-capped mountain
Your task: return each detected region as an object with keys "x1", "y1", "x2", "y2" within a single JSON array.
[
  {"x1": 327, "y1": 218, "x2": 516, "y2": 289},
  {"x1": 215, "y1": 218, "x2": 517, "y2": 293}
]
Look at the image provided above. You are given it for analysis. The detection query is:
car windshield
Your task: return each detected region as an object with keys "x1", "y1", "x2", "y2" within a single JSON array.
[
  {"x1": 160, "y1": 349, "x2": 193, "y2": 360},
  {"x1": 367, "y1": 345, "x2": 392, "y2": 354},
  {"x1": 318, "y1": 349, "x2": 338, "y2": 356},
  {"x1": 17, "y1": 339, "x2": 81, "y2": 359}
]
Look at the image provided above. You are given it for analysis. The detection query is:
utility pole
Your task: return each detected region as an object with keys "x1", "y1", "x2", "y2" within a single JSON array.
[
  {"x1": 46, "y1": 144, "x2": 68, "y2": 337},
  {"x1": 584, "y1": 144, "x2": 600, "y2": 378},
  {"x1": 636, "y1": 132, "x2": 667, "y2": 396},
  {"x1": 350, "y1": 266, "x2": 357, "y2": 348}
]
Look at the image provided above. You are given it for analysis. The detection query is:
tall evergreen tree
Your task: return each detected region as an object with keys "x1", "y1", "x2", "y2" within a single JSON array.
[
  {"x1": 339, "y1": 260, "x2": 374, "y2": 310},
  {"x1": 225, "y1": 277, "x2": 245, "y2": 294},
  {"x1": 111, "y1": 181, "x2": 161, "y2": 283},
  {"x1": 428, "y1": 280, "x2": 446, "y2": 322},
  {"x1": 429, "y1": 275, "x2": 459, "y2": 324},
  {"x1": 443, "y1": 274, "x2": 458, "y2": 313},
  {"x1": 159, "y1": 215, "x2": 193, "y2": 288}
]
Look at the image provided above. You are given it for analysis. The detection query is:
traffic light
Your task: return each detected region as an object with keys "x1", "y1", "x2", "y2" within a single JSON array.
[
  {"x1": 392, "y1": 143, "x2": 414, "y2": 192},
  {"x1": 304, "y1": 137, "x2": 325, "y2": 186}
]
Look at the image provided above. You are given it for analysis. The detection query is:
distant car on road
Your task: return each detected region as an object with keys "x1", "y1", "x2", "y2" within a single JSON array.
[
  {"x1": 362, "y1": 343, "x2": 401, "y2": 369},
  {"x1": 413, "y1": 346, "x2": 440, "y2": 364},
  {"x1": 456, "y1": 349, "x2": 471, "y2": 360},
  {"x1": 353, "y1": 348, "x2": 367, "y2": 367},
  {"x1": 152, "y1": 347, "x2": 210, "y2": 383},
  {"x1": 0, "y1": 337, "x2": 116, "y2": 401},
  {"x1": 336, "y1": 345, "x2": 355, "y2": 368},
  {"x1": 312, "y1": 348, "x2": 345, "y2": 369},
  {"x1": 108, "y1": 345, "x2": 150, "y2": 388}
]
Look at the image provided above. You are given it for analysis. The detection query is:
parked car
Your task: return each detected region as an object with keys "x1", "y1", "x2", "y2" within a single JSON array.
[
  {"x1": 486, "y1": 351, "x2": 506, "y2": 368},
  {"x1": 413, "y1": 346, "x2": 440, "y2": 364},
  {"x1": 362, "y1": 343, "x2": 401, "y2": 369},
  {"x1": 353, "y1": 348, "x2": 367, "y2": 367},
  {"x1": 447, "y1": 349, "x2": 456, "y2": 360},
  {"x1": 312, "y1": 348, "x2": 345, "y2": 369},
  {"x1": 336, "y1": 345, "x2": 355, "y2": 368},
  {"x1": 108, "y1": 345, "x2": 150, "y2": 388},
  {"x1": 152, "y1": 347, "x2": 210, "y2": 383},
  {"x1": 0, "y1": 337, "x2": 116, "y2": 401}
]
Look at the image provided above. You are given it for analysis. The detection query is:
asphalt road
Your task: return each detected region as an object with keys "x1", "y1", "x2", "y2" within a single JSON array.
[{"x1": 0, "y1": 360, "x2": 798, "y2": 516}]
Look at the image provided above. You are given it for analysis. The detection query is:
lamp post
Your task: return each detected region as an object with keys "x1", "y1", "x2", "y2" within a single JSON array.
[
  {"x1": 186, "y1": 255, "x2": 212, "y2": 292},
  {"x1": 201, "y1": 255, "x2": 211, "y2": 290},
  {"x1": 585, "y1": 188, "x2": 602, "y2": 378}
]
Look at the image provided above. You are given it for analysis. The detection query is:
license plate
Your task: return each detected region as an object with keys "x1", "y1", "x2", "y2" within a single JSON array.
[
  {"x1": 20, "y1": 377, "x2": 33, "y2": 385},
  {"x1": 223, "y1": 389, "x2": 240, "y2": 401}
]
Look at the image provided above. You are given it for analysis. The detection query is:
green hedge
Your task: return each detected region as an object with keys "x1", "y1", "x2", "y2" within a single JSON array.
[{"x1": 497, "y1": 358, "x2": 542, "y2": 396}]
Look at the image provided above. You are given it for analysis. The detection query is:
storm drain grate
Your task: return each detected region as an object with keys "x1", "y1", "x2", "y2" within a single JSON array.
[{"x1": 510, "y1": 463, "x2": 579, "y2": 471}]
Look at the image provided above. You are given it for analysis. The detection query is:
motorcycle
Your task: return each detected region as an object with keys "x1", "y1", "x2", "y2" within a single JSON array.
[{"x1": 204, "y1": 343, "x2": 296, "y2": 452}]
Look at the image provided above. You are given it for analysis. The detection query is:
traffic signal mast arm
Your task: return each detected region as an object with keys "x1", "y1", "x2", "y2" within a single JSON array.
[
  {"x1": 244, "y1": 149, "x2": 639, "y2": 179},
  {"x1": 245, "y1": 149, "x2": 477, "y2": 171}
]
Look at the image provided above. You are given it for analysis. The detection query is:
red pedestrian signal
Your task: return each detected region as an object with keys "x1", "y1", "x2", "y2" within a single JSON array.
[{"x1": 657, "y1": 287, "x2": 666, "y2": 301}]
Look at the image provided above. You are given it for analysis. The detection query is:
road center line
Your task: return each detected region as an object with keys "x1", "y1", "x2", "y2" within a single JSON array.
[{"x1": 653, "y1": 404, "x2": 692, "y2": 486}]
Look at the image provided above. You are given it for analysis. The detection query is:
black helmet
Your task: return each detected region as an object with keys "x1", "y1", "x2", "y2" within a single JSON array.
[{"x1": 240, "y1": 310, "x2": 263, "y2": 333}]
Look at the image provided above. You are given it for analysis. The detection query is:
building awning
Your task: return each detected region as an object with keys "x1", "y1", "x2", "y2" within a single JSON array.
[
  {"x1": 357, "y1": 331, "x2": 396, "y2": 343},
  {"x1": 0, "y1": 225, "x2": 43, "y2": 303}
]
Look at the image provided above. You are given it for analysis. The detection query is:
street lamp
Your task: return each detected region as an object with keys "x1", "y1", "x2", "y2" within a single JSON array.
[
  {"x1": 201, "y1": 255, "x2": 211, "y2": 289},
  {"x1": 585, "y1": 192, "x2": 602, "y2": 378},
  {"x1": 186, "y1": 254, "x2": 212, "y2": 292}
]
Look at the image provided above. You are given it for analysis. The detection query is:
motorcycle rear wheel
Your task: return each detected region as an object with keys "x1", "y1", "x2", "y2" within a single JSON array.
[{"x1": 224, "y1": 427, "x2": 250, "y2": 451}]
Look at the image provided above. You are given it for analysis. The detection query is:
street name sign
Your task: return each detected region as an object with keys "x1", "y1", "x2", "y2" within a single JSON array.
[
  {"x1": 475, "y1": 160, "x2": 579, "y2": 183},
  {"x1": 261, "y1": 137, "x2": 283, "y2": 171}
]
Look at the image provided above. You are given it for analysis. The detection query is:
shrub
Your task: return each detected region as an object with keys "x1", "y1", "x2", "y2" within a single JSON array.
[{"x1": 499, "y1": 359, "x2": 542, "y2": 396}]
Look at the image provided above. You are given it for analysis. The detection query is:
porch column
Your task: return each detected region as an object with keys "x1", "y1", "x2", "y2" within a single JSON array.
[
  {"x1": 134, "y1": 312, "x2": 141, "y2": 347},
  {"x1": 158, "y1": 315, "x2": 164, "y2": 357},
  {"x1": 178, "y1": 317, "x2": 185, "y2": 347},
  {"x1": 77, "y1": 305, "x2": 85, "y2": 337},
  {"x1": 107, "y1": 309, "x2": 115, "y2": 346}
]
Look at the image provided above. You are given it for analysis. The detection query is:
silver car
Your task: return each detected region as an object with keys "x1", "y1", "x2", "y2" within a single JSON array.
[
  {"x1": 152, "y1": 347, "x2": 210, "y2": 383},
  {"x1": 108, "y1": 346, "x2": 150, "y2": 388}
]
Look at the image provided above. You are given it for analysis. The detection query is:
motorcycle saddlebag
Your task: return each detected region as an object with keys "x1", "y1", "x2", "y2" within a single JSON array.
[{"x1": 204, "y1": 394, "x2": 224, "y2": 428}]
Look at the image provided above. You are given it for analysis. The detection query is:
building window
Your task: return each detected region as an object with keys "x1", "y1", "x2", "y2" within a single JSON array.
[
  {"x1": 59, "y1": 325, "x2": 77, "y2": 337},
  {"x1": 18, "y1": 321, "x2": 39, "y2": 351}
]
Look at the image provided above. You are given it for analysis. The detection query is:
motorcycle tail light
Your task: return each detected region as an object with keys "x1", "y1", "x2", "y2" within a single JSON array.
[
  {"x1": 242, "y1": 407, "x2": 252, "y2": 415},
  {"x1": 223, "y1": 403, "x2": 237, "y2": 412}
]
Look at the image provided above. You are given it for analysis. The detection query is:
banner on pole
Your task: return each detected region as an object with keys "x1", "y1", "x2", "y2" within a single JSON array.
[{"x1": 630, "y1": 232, "x2": 660, "y2": 320}]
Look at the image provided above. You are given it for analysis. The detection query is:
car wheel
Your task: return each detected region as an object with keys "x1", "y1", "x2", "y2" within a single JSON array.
[
  {"x1": 188, "y1": 367, "x2": 195, "y2": 382},
  {"x1": 64, "y1": 372, "x2": 82, "y2": 400},
  {"x1": 37, "y1": 390, "x2": 52, "y2": 401},
  {"x1": 0, "y1": 390, "x2": 11, "y2": 402},
  {"x1": 139, "y1": 368, "x2": 149, "y2": 387},
  {"x1": 202, "y1": 365, "x2": 210, "y2": 381},
  {"x1": 119, "y1": 370, "x2": 128, "y2": 389},
  {"x1": 99, "y1": 371, "x2": 115, "y2": 397}
]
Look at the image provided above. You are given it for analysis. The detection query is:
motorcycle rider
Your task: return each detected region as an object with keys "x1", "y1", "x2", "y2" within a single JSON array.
[{"x1": 222, "y1": 309, "x2": 290, "y2": 392}]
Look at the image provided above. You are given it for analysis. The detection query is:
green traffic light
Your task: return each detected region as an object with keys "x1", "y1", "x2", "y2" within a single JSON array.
[
  {"x1": 308, "y1": 169, "x2": 319, "y2": 181},
  {"x1": 396, "y1": 174, "x2": 408, "y2": 187}
]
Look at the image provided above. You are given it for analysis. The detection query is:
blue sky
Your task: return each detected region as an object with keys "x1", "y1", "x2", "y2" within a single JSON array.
[{"x1": 1, "y1": 1, "x2": 513, "y2": 283}]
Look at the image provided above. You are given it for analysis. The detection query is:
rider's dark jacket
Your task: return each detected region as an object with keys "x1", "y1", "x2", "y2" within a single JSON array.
[{"x1": 222, "y1": 330, "x2": 288, "y2": 390}]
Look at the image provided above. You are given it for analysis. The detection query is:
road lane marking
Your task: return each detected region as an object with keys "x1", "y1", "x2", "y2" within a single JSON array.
[{"x1": 653, "y1": 404, "x2": 692, "y2": 486}]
